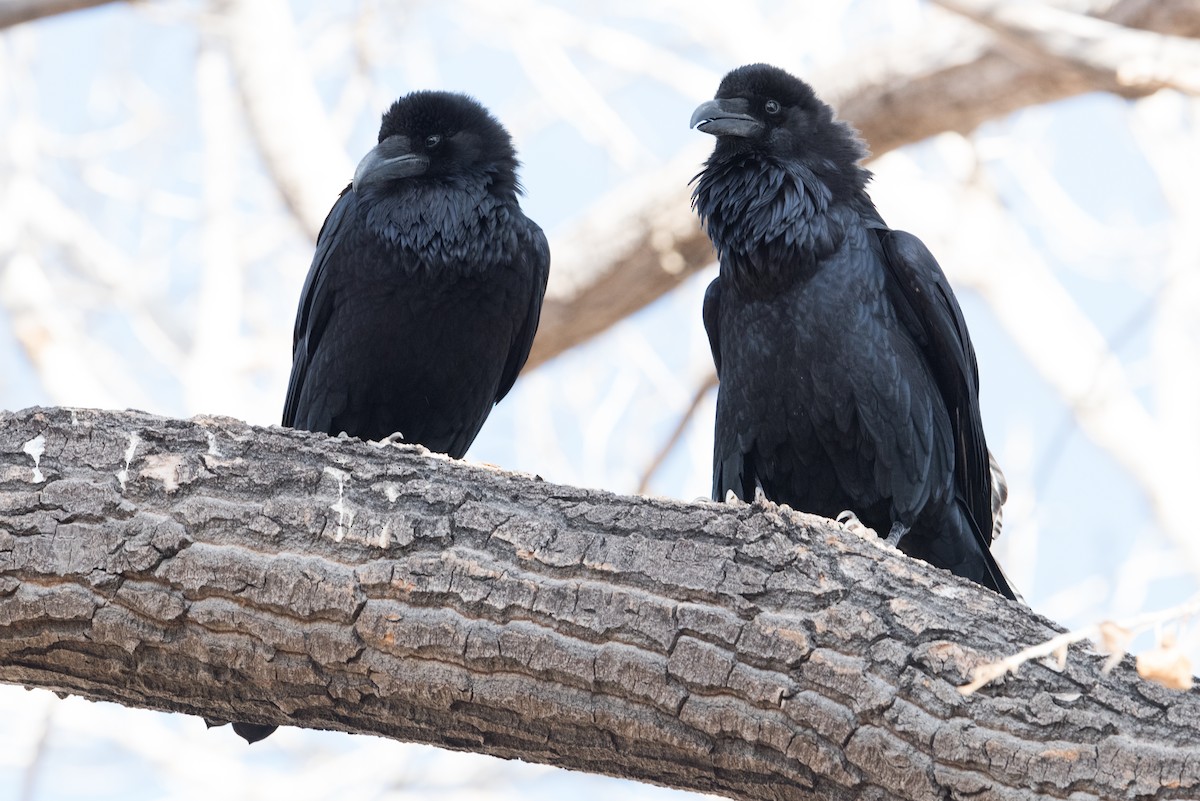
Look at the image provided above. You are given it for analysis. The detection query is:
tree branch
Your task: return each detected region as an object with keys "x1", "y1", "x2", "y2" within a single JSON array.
[
  {"x1": 637, "y1": 370, "x2": 717, "y2": 495},
  {"x1": 2, "y1": 407, "x2": 1198, "y2": 800},
  {"x1": 934, "y1": 0, "x2": 1200, "y2": 95},
  {"x1": 216, "y1": 0, "x2": 353, "y2": 240},
  {"x1": 0, "y1": 0, "x2": 121, "y2": 29},
  {"x1": 526, "y1": 0, "x2": 1200, "y2": 369},
  {"x1": 531, "y1": 155, "x2": 711, "y2": 367}
]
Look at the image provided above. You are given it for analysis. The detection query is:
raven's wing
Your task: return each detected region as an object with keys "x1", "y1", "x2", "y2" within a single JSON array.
[
  {"x1": 876, "y1": 228, "x2": 1014, "y2": 597},
  {"x1": 282, "y1": 185, "x2": 354, "y2": 429},
  {"x1": 493, "y1": 221, "x2": 551, "y2": 403},
  {"x1": 704, "y1": 275, "x2": 757, "y2": 502},
  {"x1": 702, "y1": 277, "x2": 722, "y2": 375},
  {"x1": 702, "y1": 275, "x2": 734, "y2": 498}
]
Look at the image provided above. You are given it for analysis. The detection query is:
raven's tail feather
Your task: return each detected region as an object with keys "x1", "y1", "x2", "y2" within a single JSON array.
[
  {"x1": 960, "y1": 499, "x2": 1021, "y2": 602},
  {"x1": 978, "y1": 540, "x2": 1021, "y2": 603}
]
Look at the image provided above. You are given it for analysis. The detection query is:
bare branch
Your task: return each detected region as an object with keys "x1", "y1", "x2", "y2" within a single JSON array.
[
  {"x1": 934, "y1": 0, "x2": 1200, "y2": 95},
  {"x1": 961, "y1": 594, "x2": 1200, "y2": 694},
  {"x1": 636, "y1": 370, "x2": 717, "y2": 495},
  {"x1": 1131, "y1": 93, "x2": 1200, "y2": 523},
  {"x1": 531, "y1": 153, "x2": 710, "y2": 368},
  {"x1": 188, "y1": 39, "x2": 243, "y2": 413},
  {"x1": 17, "y1": 695, "x2": 53, "y2": 801},
  {"x1": 0, "y1": 0, "x2": 121, "y2": 29},
  {"x1": 3, "y1": 406, "x2": 1200, "y2": 800},
  {"x1": 216, "y1": 0, "x2": 353, "y2": 241},
  {"x1": 529, "y1": 0, "x2": 1200, "y2": 367}
]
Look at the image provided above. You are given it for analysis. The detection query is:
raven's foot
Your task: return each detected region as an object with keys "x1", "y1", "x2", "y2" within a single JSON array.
[
  {"x1": 836, "y1": 510, "x2": 877, "y2": 538},
  {"x1": 883, "y1": 522, "x2": 909, "y2": 548},
  {"x1": 370, "y1": 431, "x2": 407, "y2": 447},
  {"x1": 750, "y1": 488, "x2": 797, "y2": 518},
  {"x1": 722, "y1": 488, "x2": 784, "y2": 510}
]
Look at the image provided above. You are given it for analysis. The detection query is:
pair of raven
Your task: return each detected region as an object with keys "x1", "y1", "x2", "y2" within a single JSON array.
[{"x1": 222, "y1": 65, "x2": 1013, "y2": 743}]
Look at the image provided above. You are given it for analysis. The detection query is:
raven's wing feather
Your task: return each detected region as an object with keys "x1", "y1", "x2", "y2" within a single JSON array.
[
  {"x1": 703, "y1": 275, "x2": 737, "y2": 500},
  {"x1": 282, "y1": 185, "x2": 354, "y2": 428},
  {"x1": 876, "y1": 228, "x2": 1014, "y2": 597},
  {"x1": 876, "y1": 229, "x2": 988, "y2": 529},
  {"x1": 494, "y1": 223, "x2": 551, "y2": 403},
  {"x1": 704, "y1": 275, "x2": 758, "y2": 502},
  {"x1": 702, "y1": 277, "x2": 722, "y2": 376}
]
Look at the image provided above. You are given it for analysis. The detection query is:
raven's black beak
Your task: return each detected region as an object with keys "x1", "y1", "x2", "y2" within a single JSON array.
[
  {"x1": 690, "y1": 98, "x2": 764, "y2": 138},
  {"x1": 352, "y1": 136, "x2": 429, "y2": 191}
]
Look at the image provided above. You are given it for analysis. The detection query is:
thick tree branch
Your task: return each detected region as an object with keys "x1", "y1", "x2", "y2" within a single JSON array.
[
  {"x1": 2, "y1": 407, "x2": 1199, "y2": 800},
  {"x1": 526, "y1": 0, "x2": 1200, "y2": 368}
]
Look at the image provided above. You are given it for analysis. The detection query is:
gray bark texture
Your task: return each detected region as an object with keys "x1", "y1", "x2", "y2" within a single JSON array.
[{"x1": 1, "y1": 406, "x2": 1198, "y2": 801}]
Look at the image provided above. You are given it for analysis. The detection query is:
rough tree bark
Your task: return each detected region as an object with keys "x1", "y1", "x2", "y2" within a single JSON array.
[{"x1": 2, "y1": 407, "x2": 1199, "y2": 800}]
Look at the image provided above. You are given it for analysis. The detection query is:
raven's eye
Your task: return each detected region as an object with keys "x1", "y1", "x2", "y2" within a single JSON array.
[
  {"x1": 764, "y1": 99, "x2": 781, "y2": 115},
  {"x1": 424, "y1": 134, "x2": 443, "y2": 150}
]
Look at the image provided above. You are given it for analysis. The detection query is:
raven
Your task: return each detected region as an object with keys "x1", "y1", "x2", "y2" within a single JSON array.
[
  {"x1": 217, "y1": 91, "x2": 549, "y2": 744},
  {"x1": 284, "y1": 90, "x2": 550, "y2": 452},
  {"x1": 690, "y1": 64, "x2": 1015, "y2": 599}
]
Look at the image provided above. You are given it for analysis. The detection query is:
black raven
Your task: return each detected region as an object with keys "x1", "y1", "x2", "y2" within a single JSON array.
[
  {"x1": 218, "y1": 91, "x2": 549, "y2": 744},
  {"x1": 690, "y1": 64, "x2": 1015, "y2": 599},
  {"x1": 284, "y1": 90, "x2": 550, "y2": 452}
]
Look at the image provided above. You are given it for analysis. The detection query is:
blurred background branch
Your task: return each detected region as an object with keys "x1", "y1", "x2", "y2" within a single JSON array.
[
  {"x1": 217, "y1": 0, "x2": 353, "y2": 239},
  {"x1": 934, "y1": 0, "x2": 1200, "y2": 95},
  {"x1": 529, "y1": 0, "x2": 1200, "y2": 368},
  {"x1": 0, "y1": 0, "x2": 121, "y2": 30}
]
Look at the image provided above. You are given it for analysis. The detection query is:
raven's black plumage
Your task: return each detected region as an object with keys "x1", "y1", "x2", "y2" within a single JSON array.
[
  {"x1": 690, "y1": 64, "x2": 1014, "y2": 599},
  {"x1": 285, "y1": 91, "x2": 549, "y2": 453},
  {"x1": 217, "y1": 92, "x2": 549, "y2": 745}
]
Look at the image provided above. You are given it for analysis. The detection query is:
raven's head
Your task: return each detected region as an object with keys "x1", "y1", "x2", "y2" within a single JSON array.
[
  {"x1": 691, "y1": 64, "x2": 869, "y2": 196},
  {"x1": 353, "y1": 91, "x2": 520, "y2": 195}
]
